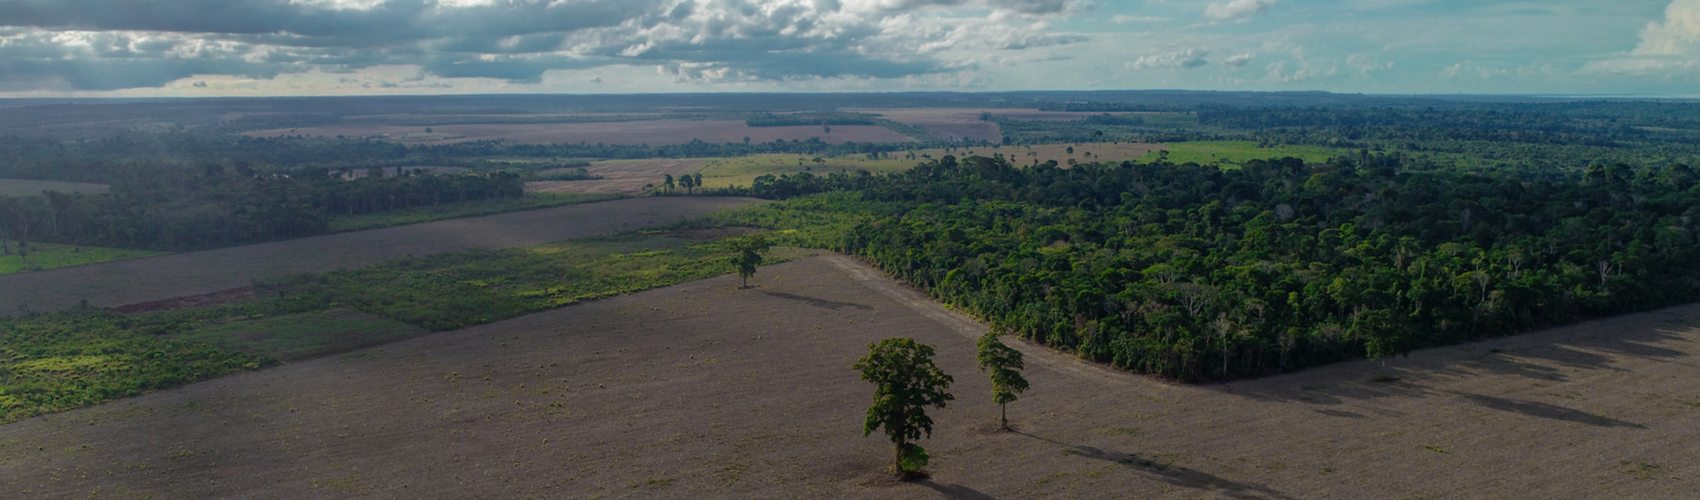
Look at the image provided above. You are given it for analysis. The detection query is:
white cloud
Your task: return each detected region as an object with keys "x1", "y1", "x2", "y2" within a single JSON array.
[
  {"x1": 1111, "y1": 15, "x2": 1167, "y2": 24},
  {"x1": 1127, "y1": 48, "x2": 1208, "y2": 70},
  {"x1": 1222, "y1": 52, "x2": 1253, "y2": 68},
  {"x1": 1204, "y1": 0, "x2": 1274, "y2": 20},
  {"x1": 1580, "y1": 0, "x2": 1698, "y2": 75}
]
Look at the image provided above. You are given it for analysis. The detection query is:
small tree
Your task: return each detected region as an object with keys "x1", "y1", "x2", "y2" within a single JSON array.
[
  {"x1": 975, "y1": 331, "x2": 1028, "y2": 431},
  {"x1": 662, "y1": 174, "x2": 675, "y2": 194},
  {"x1": 854, "y1": 338, "x2": 954, "y2": 479},
  {"x1": 729, "y1": 233, "x2": 771, "y2": 288}
]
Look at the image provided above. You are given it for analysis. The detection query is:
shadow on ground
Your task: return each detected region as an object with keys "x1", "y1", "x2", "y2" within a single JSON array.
[{"x1": 1017, "y1": 432, "x2": 1297, "y2": 500}]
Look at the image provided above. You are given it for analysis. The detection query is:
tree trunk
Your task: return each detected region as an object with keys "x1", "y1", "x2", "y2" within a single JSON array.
[
  {"x1": 1000, "y1": 403, "x2": 1007, "y2": 431},
  {"x1": 893, "y1": 441, "x2": 904, "y2": 477}
]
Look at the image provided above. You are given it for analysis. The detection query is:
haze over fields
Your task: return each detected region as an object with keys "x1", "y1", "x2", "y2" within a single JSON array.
[{"x1": 0, "y1": 1, "x2": 1696, "y2": 499}]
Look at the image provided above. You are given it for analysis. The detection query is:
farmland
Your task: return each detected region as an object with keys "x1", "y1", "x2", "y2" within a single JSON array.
[
  {"x1": 0, "y1": 196, "x2": 761, "y2": 314},
  {"x1": 0, "y1": 256, "x2": 1691, "y2": 499},
  {"x1": 244, "y1": 120, "x2": 911, "y2": 146},
  {"x1": 526, "y1": 159, "x2": 708, "y2": 195},
  {"x1": 850, "y1": 108, "x2": 1155, "y2": 142}
]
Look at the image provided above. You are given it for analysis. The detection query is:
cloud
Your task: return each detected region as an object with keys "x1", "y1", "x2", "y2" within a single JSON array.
[
  {"x1": 1581, "y1": 0, "x2": 1698, "y2": 75},
  {"x1": 0, "y1": 0, "x2": 1091, "y2": 91},
  {"x1": 1127, "y1": 48, "x2": 1208, "y2": 70},
  {"x1": 1204, "y1": 0, "x2": 1274, "y2": 20},
  {"x1": 1111, "y1": 15, "x2": 1167, "y2": 24},
  {"x1": 1222, "y1": 52, "x2": 1252, "y2": 68}
]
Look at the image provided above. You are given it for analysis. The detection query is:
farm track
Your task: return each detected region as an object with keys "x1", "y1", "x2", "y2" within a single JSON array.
[
  {"x1": 0, "y1": 196, "x2": 761, "y2": 314},
  {"x1": 0, "y1": 256, "x2": 1693, "y2": 499}
]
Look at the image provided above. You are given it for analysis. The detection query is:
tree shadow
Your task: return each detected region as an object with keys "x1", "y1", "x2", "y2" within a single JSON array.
[
  {"x1": 759, "y1": 291, "x2": 875, "y2": 311},
  {"x1": 1455, "y1": 393, "x2": 1646, "y2": 428},
  {"x1": 1016, "y1": 432, "x2": 1297, "y2": 500},
  {"x1": 1314, "y1": 409, "x2": 1364, "y2": 419},
  {"x1": 914, "y1": 478, "x2": 998, "y2": 500},
  {"x1": 1219, "y1": 304, "x2": 1696, "y2": 406}
]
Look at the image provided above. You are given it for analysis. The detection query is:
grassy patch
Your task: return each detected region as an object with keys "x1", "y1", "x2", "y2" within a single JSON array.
[
  {"x1": 168, "y1": 309, "x2": 427, "y2": 361},
  {"x1": 327, "y1": 192, "x2": 625, "y2": 232},
  {"x1": 695, "y1": 154, "x2": 917, "y2": 190},
  {"x1": 0, "y1": 243, "x2": 164, "y2": 275},
  {"x1": 0, "y1": 311, "x2": 275, "y2": 424},
  {"x1": 1138, "y1": 141, "x2": 1345, "y2": 168}
]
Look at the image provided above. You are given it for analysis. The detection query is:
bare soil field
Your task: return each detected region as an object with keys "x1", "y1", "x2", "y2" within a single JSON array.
[
  {"x1": 0, "y1": 197, "x2": 760, "y2": 314},
  {"x1": 527, "y1": 159, "x2": 707, "y2": 195},
  {"x1": 0, "y1": 179, "x2": 110, "y2": 197},
  {"x1": 851, "y1": 108, "x2": 1147, "y2": 143},
  {"x1": 244, "y1": 120, "x2": 911, "y2": 146},
  {"x1": 1, "y1": 256, "x2": 1691, "y2": 499}
]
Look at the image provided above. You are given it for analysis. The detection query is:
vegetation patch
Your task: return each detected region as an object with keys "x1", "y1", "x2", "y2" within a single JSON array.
[
  {"x1": 1136, "y1": 141, "x2": 1344, "y2": 167},
  {"x1": 0, "y1": 243, "x2": 163, "y2": 275}
]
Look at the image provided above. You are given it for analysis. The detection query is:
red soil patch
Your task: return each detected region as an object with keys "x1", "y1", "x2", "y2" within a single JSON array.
[{"x1": 107, "y1": 287, "x2": 258, "y2": 314}]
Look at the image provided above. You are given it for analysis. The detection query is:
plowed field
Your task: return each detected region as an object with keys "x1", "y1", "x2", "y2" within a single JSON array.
[
  {"x1": 0, "y1": 197, "x2": 760, "y2": 314},
  {"x1": 1, "y1": 256, "x2": 1692, "y2": 499}
]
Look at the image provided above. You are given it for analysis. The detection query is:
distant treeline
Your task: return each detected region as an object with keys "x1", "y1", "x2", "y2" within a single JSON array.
[
  {"x1": 718, "y1": 153, "x2": 1698, "y2": 381},
  {"x1": 0, "y1": 166, "x2": 523, "y2": 251}
]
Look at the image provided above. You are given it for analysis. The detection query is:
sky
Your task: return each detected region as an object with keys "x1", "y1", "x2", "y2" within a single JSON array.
[{"x1": 0, "y1": 0, "x2": 1693, "y2": 97}]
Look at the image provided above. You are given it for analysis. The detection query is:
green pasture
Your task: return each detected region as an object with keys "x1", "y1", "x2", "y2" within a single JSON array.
[
  {"x1": 1138, "y1": 141, "x2": 1346, "y2": 168},
  {"x1": 0, "y1": 243, "x2": 163, "y2": 275},
  {"x1": 695, "y1": 153, "x2": 917, "y2": 190}
]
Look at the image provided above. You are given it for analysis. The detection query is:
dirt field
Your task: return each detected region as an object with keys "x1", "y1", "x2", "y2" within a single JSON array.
[
  {"x1": 527, "y1": 159, "x2": 707, "y2": 195},
  {"x1": 243, "y1": 120, "x2": 911, "y2": 146},
  {"x1": 1, "y1": 255, "x2": 1691, "y2": 499},
  {"x1": 0, "y1": 179, "x2": 109, "y2": 197},
  {"x1": 0, "y1": 197, "x2": 761, "y2": 314},
  {"x1": 850, "y1": 108, "x2": 1149, "y2": 143}
]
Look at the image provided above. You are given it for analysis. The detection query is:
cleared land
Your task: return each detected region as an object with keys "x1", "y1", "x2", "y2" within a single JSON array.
[
  {"x1": 1, "y1": 256, "x2": 1691, "y2": 499},
  {"x1": 244, "y1": 120, "x2": 911, "y2": 146},
  {"x1": 695, "y1": 154, "x2": 919, "y2": 190},
  {"x1": 527, "y1": 159, "x2": 708, "y2": 195},
  {"x1": 850, "y1": 108, "x2": 1151, "y2": 142},
  {"x1": 0, "y1": 179, "x2": 109, "y2": 197},
  {"x1": 923, "y1": 142, "x2": 1166, "y2": 168},
  {"x1": 0, "y1": 197, "x2": 761, "y2": 314}
]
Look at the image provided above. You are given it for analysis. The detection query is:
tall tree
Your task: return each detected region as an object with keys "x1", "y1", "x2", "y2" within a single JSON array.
[
  {"x1": 854, "y1": 338, "x2": 955, "y2": 479},
  {"x1": 729, "y1": 233, "x2": 771, "y2": 288},
  {"x1": 974, "y1": 331, "x2": 1028, "y2": 431}
]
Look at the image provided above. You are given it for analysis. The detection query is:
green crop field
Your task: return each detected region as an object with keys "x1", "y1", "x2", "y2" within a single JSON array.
[
  {"x1": 695, "y1": 153, "x2": 916, "y2": 190},
  {"x1": 0, "y1": 243, "x2": 164, "y2": 275},
  {"x1": 1137, "y1": 140, "x2": 1346, "y2": 168}
]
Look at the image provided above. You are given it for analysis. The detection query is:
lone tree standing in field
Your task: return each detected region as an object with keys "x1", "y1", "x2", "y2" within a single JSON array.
[
  {"x1": 662, "y1": 174, "x2": 675, "y2": 194},
  {"x1": 729, "y1": 233, "x2": 771, "y2": 289},
  {"x1": 975, "y1": 331, "x2": 1028, "y2": 432},
  {"x1": 854, "y1": 338, "x2": 955, "y2": 479}
]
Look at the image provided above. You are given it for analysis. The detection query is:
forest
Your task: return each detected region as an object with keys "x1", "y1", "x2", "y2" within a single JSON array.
[
  {"x1": 0, "y1": 166, "x2": 525, "y2": 251},
  {"x1": 715, "y1": 153, "x2": 1697, "y2": 381}
]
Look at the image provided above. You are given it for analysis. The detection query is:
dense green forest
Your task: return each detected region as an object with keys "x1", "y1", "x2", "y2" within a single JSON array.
[
  {"x1": 0, "y1": 166, "x2": 525, "y2": 251},
  {"x1": 714, "y1": 153, "x2": 1698, "y2": 380}
]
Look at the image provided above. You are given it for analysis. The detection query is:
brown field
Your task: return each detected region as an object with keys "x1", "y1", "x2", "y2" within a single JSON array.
[
  {"x1": 851, "y1": 108, "x2": 1149, "y2": 143},
  {"x1": 916, "y1": 142, "x2": 1166, "y2": 167},
  {"x1": 527, "y1": 159, "x2": 707, "y2": 195},
  {"x1": 243, "y1": 120, "x2": 911, "y2": 146},
  {"x1": 0, "y1": 196, "x2": 761, "y2": 314},
  {"x1": 0, "y1": 179, "x2": 110, "y2": 197},
  {"x1": 1, "y1": 255, "x2": 1692, "y2": 499}
]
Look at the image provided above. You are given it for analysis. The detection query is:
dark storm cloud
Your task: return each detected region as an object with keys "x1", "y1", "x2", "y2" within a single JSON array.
[{"x1": 0, "y1": 0, "x2": 1089, "y2": 90}]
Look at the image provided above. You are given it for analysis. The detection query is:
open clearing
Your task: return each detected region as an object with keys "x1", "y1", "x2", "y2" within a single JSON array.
[
  {"x1": 1138, "y1": 141, "x2": 1346, "y2": 168},
  {"x1": 0, "y1": 196, "x2": 761, "y2": 314},
  {"x1": 850, "y1": 108, "x2": 1154, "y2": 142},
  {"x1": 0, "y1": 179, "x2": 109, "y2": 197},
  {"x1": 1, "y1": 256, "x2": 1691, "y2": 499},
  {"x1": 243, "y1": 120, "x2": 911, "y2": 146},
  {"x1": 0, "y1": 243, "x2": 163, "y2": 275},
  {"x1": 527, "y1": 159, "x2": 708, "y2": 195}
]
